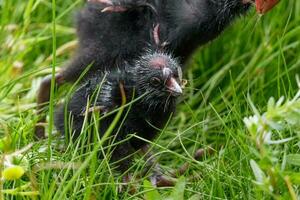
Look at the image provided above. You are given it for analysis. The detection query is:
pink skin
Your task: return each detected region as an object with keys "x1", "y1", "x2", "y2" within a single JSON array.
[
  {"x1": 87, "y1": 0, "x2": 128, "y2": 12},
  {"x1": 153, "y1": 24, "x2": 169, "y2": 48},
  {"x1": 101, "y1": 6, "x2": 127, "y2": 13},
  {"x1": 149, "y1": 57, "x2": 167, "y2": 69},
  {"x1": 153, "y1": 24, "x2": 160, "y2": 46}
]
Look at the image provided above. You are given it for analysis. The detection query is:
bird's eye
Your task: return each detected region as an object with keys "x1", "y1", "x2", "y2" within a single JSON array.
[{"x1": 150, "y1": 77, "x2": 161, "y2": 86}]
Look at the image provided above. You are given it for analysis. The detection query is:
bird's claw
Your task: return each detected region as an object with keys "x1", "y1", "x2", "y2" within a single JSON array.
[{"x1": 150, "y1": 147, "x2": 215, "y2": 187}]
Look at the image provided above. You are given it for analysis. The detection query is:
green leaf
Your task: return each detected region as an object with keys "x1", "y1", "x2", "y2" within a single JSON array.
[
  {"x1": 250, "y1": 159, "x2": 266, "y2": 184},
  {"x1": 286, "y1": 154, "x2": 300, "y2": 166},
  {"x1": 143, "y1": 180, "x2": 162, "y2": 200},
  {"x1": 170, "y1": 177, "x2": 186, "y2": 200},
  {"x1": 267, "y1": 97, "x2": 275, "y2": 111}
]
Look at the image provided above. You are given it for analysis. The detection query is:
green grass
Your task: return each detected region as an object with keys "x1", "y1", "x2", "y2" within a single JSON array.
[{"x1": 0, "y1": 0, "x2": 300, "y2": 199}]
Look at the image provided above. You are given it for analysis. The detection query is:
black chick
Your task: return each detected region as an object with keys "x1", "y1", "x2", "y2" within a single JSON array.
[
  {"x1": 55, "y1": 50, "x2": 184, "y2": 172},
  {"x1": 36, "y1": 0, "x2": 252, "y2": 138}
]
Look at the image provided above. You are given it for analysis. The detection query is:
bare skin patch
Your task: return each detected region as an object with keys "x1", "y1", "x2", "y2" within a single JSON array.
[{"x1": 149, "y1": 56, "x2": 168, "y2": 69}]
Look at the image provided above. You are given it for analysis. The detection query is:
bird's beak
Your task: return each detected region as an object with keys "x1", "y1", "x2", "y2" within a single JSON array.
[{"x1": 166, "y1": 77, "x2": 183, "y2": 96}]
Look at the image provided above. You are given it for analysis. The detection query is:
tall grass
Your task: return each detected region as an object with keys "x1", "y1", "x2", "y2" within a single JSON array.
[{"x1": 0, "y1": 0, "x2": 299, "y2": 199}]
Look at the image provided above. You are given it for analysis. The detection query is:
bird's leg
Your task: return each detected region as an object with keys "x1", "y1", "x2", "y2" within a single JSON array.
[
  {"x1": 169, "y1": 147, "x2": 215, "y2": 178},
  {"x1": 109, "y1": 141, "x2": 139, "y2": 194},
  {"x1": 138, "y1": 145, "x2": 159, "y2": 176},
  {"x1": 88, "y1": 0, "x2": 156, "y2": 13},
  {"x1": 136, "y1": 145, "x2": 177, "y2": 186},
  {"x1": 35, "y1": 73, "x2": 65, "y2": 139},
  {"x1": 138, "y1": 145, "x2": 215, "y2": 187}
]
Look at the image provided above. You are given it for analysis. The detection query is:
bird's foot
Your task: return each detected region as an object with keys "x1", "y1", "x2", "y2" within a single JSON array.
[
  {"x1": 150, "y1": 147, "x2": 215, "y2": 187},
  {"x1": 119, "y1": 146, "x2": 216, "y2": 191}
]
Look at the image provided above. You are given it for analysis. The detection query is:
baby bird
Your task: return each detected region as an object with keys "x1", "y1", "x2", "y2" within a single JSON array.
[
  {"x1": 54, "y1": 50, "x2": 184, "y2": 173},
  {"x1": 36, "y1": 0, "x2": 252, "y2": 138}
]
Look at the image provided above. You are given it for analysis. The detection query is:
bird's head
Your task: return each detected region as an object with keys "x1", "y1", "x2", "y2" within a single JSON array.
[{"x1": 133, "y1": 51, "x2": 184, "y2": 99}]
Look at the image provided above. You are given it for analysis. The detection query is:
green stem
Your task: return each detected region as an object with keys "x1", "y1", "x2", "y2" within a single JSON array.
[
  {"x1": 284, "y1": 176, "x2": 297, "y2": 200},
  {"x1": 48, "y1": 0, "x2": 57, "y2": 159},
  {"x1": 0, "y1": 156, "x2": 4, "y2": 200},
  {"x1": 1, "y1": 190, "x2": 39, "y2": 196}
]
